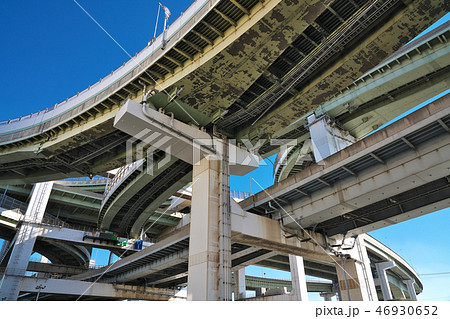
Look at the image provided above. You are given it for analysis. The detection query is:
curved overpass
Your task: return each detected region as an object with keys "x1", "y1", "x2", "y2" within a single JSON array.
[
  {"x1": 98, "y1": 158, "x2": 191, "y2": 237},
  {"x1": 0, "y1": 0, "x2": 446, "y2": 184},
  {"x1": 363, "y1": 234, "x2": 423, "y2": 300},
  {"x1": 0, "y1": 203, "x2": 91, "y2": 268},
  {"x1": 67, "y1": 224, "x2": 421, "y2": 300},
  {"x1": 273, "y1": 21, "x2": 450, "y2": 181},
  {"x1": 33, "y1": 241, "x2": 90, "y2": 267}
]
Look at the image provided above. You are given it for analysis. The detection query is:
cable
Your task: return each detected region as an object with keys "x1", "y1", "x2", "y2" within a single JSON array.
[{"x1": 153, "y1": 4, "x2": 161, "y2": 40}]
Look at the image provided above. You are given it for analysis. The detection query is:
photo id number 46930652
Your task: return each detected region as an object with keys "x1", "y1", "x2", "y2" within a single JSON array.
[
  {"x1": 375, "y1": 306, "x2": 438, "y2": 316},
  {"x1": 315, "y1": 305, "x2": 438, "y2": 317}
]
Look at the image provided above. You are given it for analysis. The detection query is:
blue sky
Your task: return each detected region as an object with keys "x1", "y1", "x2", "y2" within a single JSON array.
[{"x1": 0, "y1": 1, "x2": 449, "y2": 301}]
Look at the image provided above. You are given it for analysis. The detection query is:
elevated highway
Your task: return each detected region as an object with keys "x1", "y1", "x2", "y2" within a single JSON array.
[
  {"x1": 17, "y1": 277, "x2": 179, "y2": 301},
  {"x1": 241, "y1": 93, "x2": 450, "y2": 237},
  {"x1": 65, "y1": 220, "x2": 420, "y2": 300},
  {"x1": 0, "y1": 173, "x2": 183, "y2": 236},
  {"x1": 244, "y1": 276, "x2": 333, "y2": 293},
  {"x1": 273, "y1": 21, "x2": 450, "y2": 181},
  {"x1": 95, "y1": 23, "x2": 450, "y2": 239},
  {"x1": 0, "y1": 191, "x2": 143, "y2": 272},
  {"x1": 0, "y1": 0, "x2": 447, "y2": 302},
  {"x1": 0, "y1": 209, "x2": 91, "y2": 269},
  {"x1": 0, "y1": 0, "x2": 447, "y2": 184},
  {"x1": 0, "y1": 198, "x2": 92, "y2": 268},
  {"x1": 98, "y1": 158, "x2": 191, "y2": 238},
  {"x1": 0, "y1": 180, "x2": 103, "y2": 229}
]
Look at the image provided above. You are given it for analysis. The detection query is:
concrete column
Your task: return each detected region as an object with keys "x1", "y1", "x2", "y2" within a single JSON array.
[
  {"x1": 403, "y1": 279, "x2": 417, "y2": 300},
  {"x1": 333, "y1": 280, "x2": 342, "y2": 301},
  {"x1": 307, "y1": 114, "x2": 355, "y2": 162},
  {"x1": 187, "y1": 155, "x2": 222, "y2": 301},
  {"x1": 320, "y1": 292, "x2": 336, "y2": 301},
  {"x1": 0, "y1": 182, "x2": 53, "y2": 301},
  {"x1": 234, "y1": 268, "x2": 246, "y2": 300},
  {"x1": 336, "y1": 237, "x2": 378, "y2": 301},
  {"x1": 255, "y1": 287, "x2": 266, "y2": 297},
  {"x1": 289, "y1": 254, "x2": 308, "y2": 301},
  {"x1": 375, "y1": 261, "x2": 395, "y2": 300}
]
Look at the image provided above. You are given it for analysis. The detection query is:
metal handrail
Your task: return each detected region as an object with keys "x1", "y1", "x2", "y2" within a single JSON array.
[
  {"x1": 102, "y1": 160, "x2": 144, "y2": 206},
  {"x1": 62, "y1": 175, "x2": 110, "y2": 182},
  {"x1": 0, "y1": 194, "x2": 27, "y2": 214},
  {"x1": 39, "y1": 217, "x2": 98, "y2": 233},
  {"x1": 230, "y1": 190, "x2": 253, "y2": 200}
]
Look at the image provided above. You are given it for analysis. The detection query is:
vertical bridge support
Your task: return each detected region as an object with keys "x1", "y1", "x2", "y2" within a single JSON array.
[
  {"x1": 336, "y1": 236, "x2": 378, "y2": 301},
  {"x1": 187, "y1": 155, "x2": 222, "y2": 300},
  {"x1": 403, "y1": 279, "x2": 417, "y2": 300},
  {"x1": 376, "y1": 260, "x2": 396, "y2": 301},
  {"x1": 0, "y1": 182, "x2": 53, "y2": 301},
  {"x1": 234, "y1": 268, "x2": 246, "y2": 300},
  {"x1": 289, "y1": 254, "x2": 308, "y2": 301},
  {"x1": 114, "y1": 99, "x2": 258, "y2": 301},
  {"x1": 187, "y1": 145, "x2": 232, "y2": 301}
]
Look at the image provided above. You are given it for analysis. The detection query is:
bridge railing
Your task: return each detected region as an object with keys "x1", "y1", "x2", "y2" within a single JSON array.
[
  {"x1": 102, "y1": 160, "x2": 144, "y2": 208},
  {"x1": 0, "y1": 194, "x2": 27, "y2": 214},
  {"x1": 0, "y1": 0, "x2": 218, "y2": 145},
  {"x1": 230, "y1": 190, "x2": 253, "y2": 200},
  {"x1": 38, "y1": 216, "x2": 98, "y2": 233},
  {"x1": 57, "y1": 175, "x2": 111, "y2": 188},
  {"x1": 61, "y1": 175, "x2": 110, "y2": 182}
]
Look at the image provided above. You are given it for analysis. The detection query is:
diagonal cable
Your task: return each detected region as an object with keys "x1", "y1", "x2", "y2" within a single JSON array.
[
  {"x1": 250, "y1": 177, "x2": 363, "y2": 290},
  {"x1": 72, "y1": 0, "x2": 200, "y2": 126}
]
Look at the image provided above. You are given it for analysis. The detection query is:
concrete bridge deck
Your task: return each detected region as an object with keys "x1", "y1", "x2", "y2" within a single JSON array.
[
  {"x1": 273, "y1": 21, "x2": 450, "y2": 181},
  {"x1": 0, "y1": 0, "x2": 446, "y2": 184},
  {"x1": 241, "y1": 93, "x2": 450, "y2": 237},
  {"x1": 0, "y1": 0, "x2": 447, "y2": 302}
]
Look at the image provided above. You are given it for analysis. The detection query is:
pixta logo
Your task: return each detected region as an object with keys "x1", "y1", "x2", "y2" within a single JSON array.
[
  {"x1": 125, "y1": 128, "x2": 173, "y2": 176},
  {"x1": 125, "y1": 128, "x2": 321, "y2": 176}
]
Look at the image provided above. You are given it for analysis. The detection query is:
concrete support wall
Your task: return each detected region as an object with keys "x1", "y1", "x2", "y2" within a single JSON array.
[
  {"x1": 307, "y1": 114, "x2": 355, "y2": 162},
  {"x1": 289, "y1": 254, "x2": 308, "y2": 301},
  {"x1": 187, "y1": 156, "x2": 222, "y2": 301},
  {"x1": 320, "y1": 292, "x2": 335, "y2": 301},
  {"x1": 403, "y1": 279, "x2": 417, "y2": 301},
  {"x1": 336, "y1": 237, "x2": 378, "y2": 301},
  {"x1": 234, "y1": 268, "x2": 246, "y2": 300},
  {"x1": 376, "y1": 261, "x2": 395, "y2": 301},
  {"x1": 0, "y1": 182, "x2": 53, "y2": 301}
]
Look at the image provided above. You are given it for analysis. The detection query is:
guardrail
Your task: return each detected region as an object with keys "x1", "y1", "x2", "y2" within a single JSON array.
[
  {"x1": 102, "y1": 160, "x2": 144, "y2": 206},
  {"x1": 0, "y1": 0, "x2": 219, "y2": 145},
  {"x1": 39, "y1": 216, "x2": 98, "y2": 233},
  {"x1": 62, "y1": 175, "x2": 110, "y2": 182},
  {"x1": 0, "y1": 194, "x2": 27, "y2": 214},
  {"x1": 230, "y1": 190, "x2": 253, "y2": 200}
]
